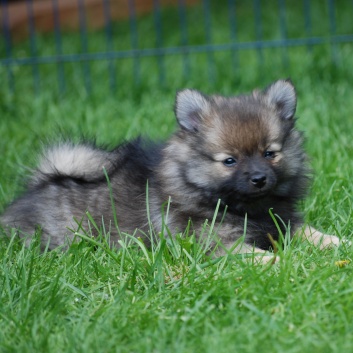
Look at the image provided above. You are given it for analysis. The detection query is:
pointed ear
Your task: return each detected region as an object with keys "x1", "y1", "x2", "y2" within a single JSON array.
[
  {"x1": 263, "y1": 79, "x2": 297, "y2": 120},
  {"x1": 174, "y1": 89, "x2": 209, "y2": 132}
]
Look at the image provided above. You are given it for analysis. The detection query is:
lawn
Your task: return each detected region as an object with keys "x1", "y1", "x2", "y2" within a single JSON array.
[{"x1": 1, "y1": 1, "x2": 353, "y2": 352}]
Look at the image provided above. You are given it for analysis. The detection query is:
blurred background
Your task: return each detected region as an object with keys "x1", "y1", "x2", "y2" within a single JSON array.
[{"x1": 1, "y1": 0, "x2": 352, "y2": 96}]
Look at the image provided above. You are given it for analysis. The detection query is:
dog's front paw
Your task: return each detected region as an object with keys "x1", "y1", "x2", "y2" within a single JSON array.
[
  {"x1": 302, "y1": 226, "x2": 342, "y2": 250},
  {"x1": 318, "y1": 234, "x2": 340, "y2": 249},
  {"x1": 242, "y1": 252, "x2": 277, "y2": 265},
  {"x1": 255, "y1": 254, "x2": 277, "y2": 265}
]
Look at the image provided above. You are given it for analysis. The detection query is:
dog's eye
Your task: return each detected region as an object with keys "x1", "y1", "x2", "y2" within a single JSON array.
[
  {"x1": 223, "y1": 157, "x2": 237, "y2": 167},
  {"x1": 264, "y1": 151, "x2": 276, "y2": 159}
]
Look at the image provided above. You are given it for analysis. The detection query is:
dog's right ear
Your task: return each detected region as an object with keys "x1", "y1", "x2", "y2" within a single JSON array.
[
  {"x1": 174, "y1": 89, "x2": 209, "y2": 132},
  {"x1": 263, "y1": 79, "x2": 297, "y2": 120}
]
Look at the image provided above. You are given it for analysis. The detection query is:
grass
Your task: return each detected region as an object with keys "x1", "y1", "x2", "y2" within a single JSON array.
[{"x1": 1, "y1": 1, "x2": 353, "y2": 352}]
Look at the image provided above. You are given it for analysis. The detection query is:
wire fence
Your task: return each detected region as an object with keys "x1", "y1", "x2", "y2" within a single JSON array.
[{"x1": 1, "y1": 0, "x2": 353, "y2": 94}]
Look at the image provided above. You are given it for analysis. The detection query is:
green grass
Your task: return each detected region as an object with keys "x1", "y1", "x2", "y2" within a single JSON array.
[{"x1": 1, "y1": 1, "x2": 353, "y2": 352}]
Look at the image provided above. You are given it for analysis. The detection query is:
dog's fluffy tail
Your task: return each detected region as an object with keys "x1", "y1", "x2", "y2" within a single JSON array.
[{"x1": 31, "y1": 143, "x2": 118, "y2": 185}]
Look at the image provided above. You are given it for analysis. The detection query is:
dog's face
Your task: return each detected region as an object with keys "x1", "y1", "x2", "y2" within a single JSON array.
[{"x1": 168, "y1": 80, "x2": 307, "y2": 206}]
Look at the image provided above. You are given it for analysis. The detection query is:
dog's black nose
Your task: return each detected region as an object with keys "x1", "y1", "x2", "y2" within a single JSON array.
[{"x1": 250, "y1": 173, "x2": 267, "y2": 188}]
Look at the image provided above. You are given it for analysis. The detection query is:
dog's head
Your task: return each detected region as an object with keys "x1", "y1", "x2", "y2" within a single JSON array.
[{"x1": 167, "y1": 80, "x2": 308, "y2": 206}]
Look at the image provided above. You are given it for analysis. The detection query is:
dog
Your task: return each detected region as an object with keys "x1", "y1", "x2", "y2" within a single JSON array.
[{"x1": 0, "y1": 79, "x2": 340, "y2": 256}]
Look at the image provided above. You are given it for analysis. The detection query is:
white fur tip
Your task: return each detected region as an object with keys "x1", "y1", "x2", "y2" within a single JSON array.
[{"x1": 37, "y1": 143, "x2": 111, "y2": 178}]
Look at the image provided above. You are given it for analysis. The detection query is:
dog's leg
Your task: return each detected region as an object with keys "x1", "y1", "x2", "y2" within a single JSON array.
[
  {"x1": 301, "y1": 226, "x2": 340, "y2": 249},
  {"x1": 215, "y1": 242, "x2": 277, "y2": 264},
  {"x1": 239, "y1": 244, "x2": 277, "y2": 264}
]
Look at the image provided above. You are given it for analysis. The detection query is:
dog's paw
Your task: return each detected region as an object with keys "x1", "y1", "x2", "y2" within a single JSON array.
[
  {"x1": 257, "y1": 254, "x2": 277, "y2": 265},
  {"x1": 245, "y1": 253, "x2": 277, "y2": 265},
  {"x1": 302, "y1": 226, "x2": 344, "y2": 250},
  {"x1": 319, "y1": 234, "x2": 340, "y2": 249}
]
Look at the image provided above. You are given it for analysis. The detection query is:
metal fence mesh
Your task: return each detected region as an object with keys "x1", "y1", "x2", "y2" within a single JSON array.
[{"x1": 1, "y1": 0, "x2": 352, "y2": 94}]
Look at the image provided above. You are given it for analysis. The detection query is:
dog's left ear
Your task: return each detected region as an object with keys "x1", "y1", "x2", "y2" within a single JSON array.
[
  {"x1": 174, "y1": 89, "x2": 210, "y2": 132},
  {"x1": 263, "y1": 79, "x2": 297, "y2": 120}
]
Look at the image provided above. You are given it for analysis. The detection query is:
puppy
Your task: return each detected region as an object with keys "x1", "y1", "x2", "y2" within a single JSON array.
[{"x1": 0, "y1": 80, "x2": 339, "y2": 255}]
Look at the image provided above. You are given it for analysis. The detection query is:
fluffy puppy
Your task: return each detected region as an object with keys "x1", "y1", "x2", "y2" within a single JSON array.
[{"x1": 1, "y1": 80, "x2": 339, "y2": 254}]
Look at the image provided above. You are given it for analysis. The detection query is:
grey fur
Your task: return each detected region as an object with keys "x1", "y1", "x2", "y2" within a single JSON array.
[{"x1": 1, "y1": 80, "x2": 310, "y2": 251}]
